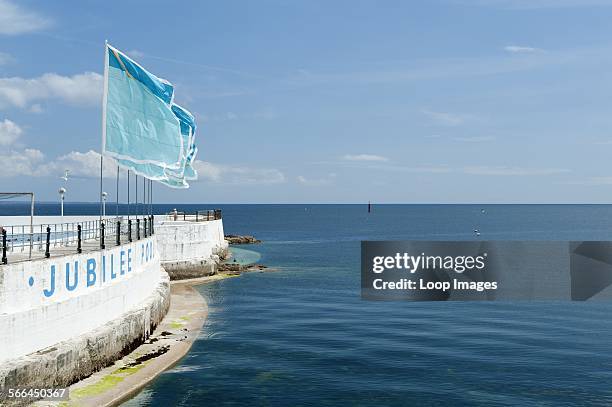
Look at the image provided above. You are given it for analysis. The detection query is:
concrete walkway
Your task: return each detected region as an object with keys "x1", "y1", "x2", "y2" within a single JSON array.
[{"x1": 36, "y1": 273, "x2": 237, "y2": 407}]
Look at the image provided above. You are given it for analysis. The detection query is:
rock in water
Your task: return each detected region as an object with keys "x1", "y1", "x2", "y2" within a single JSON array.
[{"x1": 225, "y1": 234, "x2": 262, "y2": 244}]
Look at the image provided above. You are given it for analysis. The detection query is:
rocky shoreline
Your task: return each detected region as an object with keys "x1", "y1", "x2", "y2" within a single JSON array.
[
  {"x1": 218, "y1": 263, "x2": 271, "y2": 273},
  {"x1": 224, "y1": 234, "x2": 261, "y2": 244}
]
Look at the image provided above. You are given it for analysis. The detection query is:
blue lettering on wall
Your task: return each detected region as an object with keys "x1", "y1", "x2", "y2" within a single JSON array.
[
  {"x1": 111, "y1": 253, "x2": 116, "y2": 279},
  {"x1": 36, "y1": 240, "x2": 155, "y2": 298},
  {"x1": 43, "y1": 265, "x2": 56, "y2": 297},
  {"x1": 66, "y1": 261, "x2": 78, "y2": 291},
  {"x1": 87, "y1": 258, "x2": 96, "y2": 287},
  {"x1": 120, "y1": 250, "x2": 126, "y2": 275}
]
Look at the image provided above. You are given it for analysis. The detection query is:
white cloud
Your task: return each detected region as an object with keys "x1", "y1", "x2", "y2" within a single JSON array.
[
  {"x1": 0, "y1": 118, "x2": 22, "y2": 145},
  {"x1": 0, "y1": 0, "x2": 52, "y2": 35},
  {"x1": 348, "y1": 162, "x2": 568, "y2": 176},
  {"x1": 343, "y1": 154, "x2": 389, "y2": 162},
  {"x1": 462, "y1": 166, "x2": 570, "y2": 176},
  {"x1": 0, "y1": 149, "x2": 120, "y2": 179},
  {"x1": 504, "y1": 45, "x2": 542, "y2": 53},
  {"x1": 5, "y1": 150, "x2": 285, "y2": 186},
  {"x1": 0, "y1": 148, "x2": 44, "y2": 177},
  {"x1": 193, "y1": 160, "x2": 286, "y2": 185},
  {"x1": 192, "y1": 161, "x2": 222, "y2": 182},
  {"x1": 36, "y1": 150, "x2": 119, "y2": 179},
  {"x1": 0, "y1": 72, "x2": 103, "y2": 109},
  {"x1": 421, "y1": 109, "x2": 472, "y2": 126},
  {"x1": 373, "y1": 164, "x2": 453, "y2": 174},
  {"x1": 297, "y1": 173, "x2": 336, "y2": 186}
]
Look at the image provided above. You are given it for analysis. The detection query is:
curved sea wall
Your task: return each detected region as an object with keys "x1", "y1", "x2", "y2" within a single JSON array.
[
  {"x1": 156, "y1": 219, "x2": 228, "y2": 279},
  {"x1": 0, "y1": 236, "x2": 170, "y2": 392}
]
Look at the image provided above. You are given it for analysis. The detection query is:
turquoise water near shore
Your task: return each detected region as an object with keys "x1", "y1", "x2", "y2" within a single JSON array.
[
  {"x1": 119, "y1": 204, "x2": 612, "y2": 406},
  {"x1": 5, "y1": 203, "x2": 612, "y2": 405}
]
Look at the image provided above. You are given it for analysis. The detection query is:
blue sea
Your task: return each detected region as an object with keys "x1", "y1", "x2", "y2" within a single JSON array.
[{"x1": 5, "y1": 203, "x2": 612, "y2": 406}]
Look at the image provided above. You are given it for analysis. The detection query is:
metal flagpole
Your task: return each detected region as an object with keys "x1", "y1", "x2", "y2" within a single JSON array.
[
  {"x1": 127, "y1": 170, "x2": 130, "y2": 221},
  {"x1": 100, "y1": 40, "x2": 109, "y2": 225},
  {"x1": 116, "y1": 165, "x2": 119, "y2": 218},
  {"x1": 143, "y1": 177, "x2": 147, "y2": 217},
  {"x1": 99, "y1": 157, "x2": 103, "y2": 222},
  {"x1": 136, "y1": 174, "x2": 139, "y2": 219},
  {"x1": 29, "y1": 193, "x2": 34, "y2": 259}
]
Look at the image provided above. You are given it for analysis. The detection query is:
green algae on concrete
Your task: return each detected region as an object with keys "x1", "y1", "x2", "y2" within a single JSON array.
[
  {"x1": 71, "y1": 375, "x2": 124, "y2": 400},
  {"x1": 169, "y1": 321, "x2": 184, "y2": 329},
  {"x1": 69, "y1": 362, "x2": 148, "y2": 403}
]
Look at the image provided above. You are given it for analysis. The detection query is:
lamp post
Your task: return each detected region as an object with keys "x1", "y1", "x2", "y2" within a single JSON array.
[
  {"x1": 59, "y1": 187, "x2": 66, "y2": 219},
  {"x1": 102, "y1": 191, "x2": 108, "y2": 218}
]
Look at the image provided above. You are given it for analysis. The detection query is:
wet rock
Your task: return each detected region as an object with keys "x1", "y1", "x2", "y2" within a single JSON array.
[
  {"x1": 224, "y1": 235, "x2": 261, "y2": 244},
  {"x1": 218, "y1": 263, "x2": 243, "y2": 272}
]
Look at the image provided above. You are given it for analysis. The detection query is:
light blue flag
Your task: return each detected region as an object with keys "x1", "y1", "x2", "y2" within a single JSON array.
[
  {"x1": 103, "y1": 44, "x2": 184, "y2": 171},
  {"x1": 160, "y1": 104, "x2": 197, "y2": 188},
  {"x1": 116, "y1": 159, "x2": 168, "y2": 181},
  {"x1": 102, "y1": 43, "x2": 200, "y2": 188},
  {"x1": 183, "y1": 145, "x2": 198, "y2": 180}
]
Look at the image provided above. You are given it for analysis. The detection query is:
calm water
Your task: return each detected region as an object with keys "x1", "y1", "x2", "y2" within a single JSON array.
[{"x1": 6, "y1": 204, "x2": 612, "y2": 406}]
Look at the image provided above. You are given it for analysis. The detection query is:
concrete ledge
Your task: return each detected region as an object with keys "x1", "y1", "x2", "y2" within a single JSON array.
[
  {"x1": 0, "y1": 270, "x2": 171, "y2": 405},
  {"x1": 163, "y1": 257, "x2": 217, "y2": 279},
  {"x1": 162, "y1": 247, "x2": 229, "y2": 280}
]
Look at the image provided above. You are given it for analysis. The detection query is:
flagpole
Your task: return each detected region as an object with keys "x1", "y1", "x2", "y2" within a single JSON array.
[
  {"x1": 127, "y1": 170, "x2": 130, "y2": 221},
  {"x1": 143, "y1": 176, "x2": 147, "y2": 218},
  {"x1": 116, "y1": 165, "x2": 119, "y2": 218},
  {"x1": 100, "y1": 40, "x2": 109, "y2": 225},
  {"x1": 99, "y1": 155, "x2": 103, "y2": 222},
  {"x1": 142, "y1": 176, "x2": 145, "y2": 219}
]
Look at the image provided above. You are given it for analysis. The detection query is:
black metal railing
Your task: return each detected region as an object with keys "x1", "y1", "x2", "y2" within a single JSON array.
[
  {"x1": 164, "y1": 209, "x2": 222, "y2": 222},
  {"x1": 0, "y1": 215, "x2": 155, "y2": 265}
]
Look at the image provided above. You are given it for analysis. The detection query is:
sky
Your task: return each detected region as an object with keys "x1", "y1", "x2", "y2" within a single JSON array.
[{"x1": 2, "y1": 0, "x2": 612, "y2": 203}]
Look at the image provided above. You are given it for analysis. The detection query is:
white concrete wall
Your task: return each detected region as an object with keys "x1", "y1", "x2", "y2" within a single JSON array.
[
  {"x1": 156, "y1": 219, "x2": 227, "y2": 263},
  {"x1": 0, "y1": 236, "x2": 162, "y2": 362}
]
